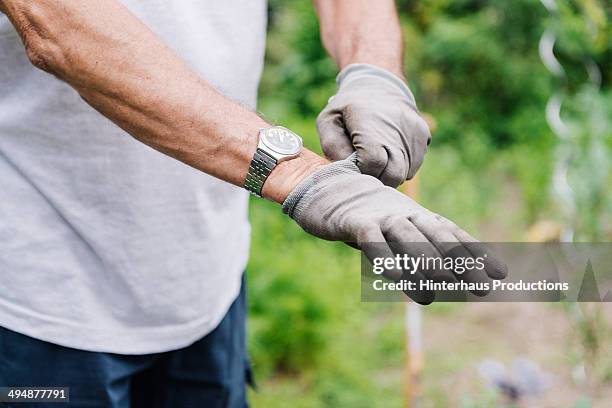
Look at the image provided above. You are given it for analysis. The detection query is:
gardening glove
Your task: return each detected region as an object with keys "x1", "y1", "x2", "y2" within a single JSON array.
[
  {"x1": 317, "y1": 63, "x2": 431, "y2": 188},
  {"x1": 283, "y1": 155, "x2": 507, "y2": 304}
]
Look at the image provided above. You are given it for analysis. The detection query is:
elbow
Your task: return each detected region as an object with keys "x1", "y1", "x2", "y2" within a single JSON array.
[
  {"x1": 24, "y1": 33, "x2": 64, "y2": 75},
  {"x1": 25, "y1": 40, "x2": 50, "y2": 72},
  {"x1": 17, "y1": 6, "x2": 66, "y2": 75}
]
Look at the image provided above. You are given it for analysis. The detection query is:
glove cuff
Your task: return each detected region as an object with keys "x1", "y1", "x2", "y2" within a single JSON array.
[
  {"x1": 282, "y1": 154, "x2": 359, "y2": 219},
  {"x1": 336, "y1": 63, "x2": 417, "y2": 107}
]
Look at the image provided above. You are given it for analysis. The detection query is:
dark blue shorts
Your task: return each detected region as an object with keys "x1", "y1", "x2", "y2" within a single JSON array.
[{"x1": 0, "y1": 277, "x2": 253, "y2": 408}]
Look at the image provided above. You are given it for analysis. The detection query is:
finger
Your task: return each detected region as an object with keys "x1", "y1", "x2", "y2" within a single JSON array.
[
  {"x1": 357, "y1": 226, "x2": 402, "y2": 281},
  {"x1": 358, "y1": 226, "x2": 434, "y2": 305},
  {"x1": 378, "y1": 146, "x2": 409, "y2": 188},
  {"x1": 405, "y1": 116, "x2": 431, "y2": 179},
  {"x1": 381, "y1": 219, "x2": 439, "y2": 303},
  {"x1": 382, "y1": 218, "x2": 450, "y2": 282},
  {"x1": 384, "y1": 219, "x2": 463, "y2": 302},
  {"x1": 451, "y1": 227, "x2": 508, "y2": 280},
  {"x1": 316, "y1": 108, "x2": 355, "y2": 161},
  {"x1": 409, "y1": 212, "x2": 492, "y2": 296},
  {"x1": 429, "y1": 213, "x2": 508, "y2": 280},
  {"x1": 353, "y1": 139, "x2": 389, "y2": 180}
]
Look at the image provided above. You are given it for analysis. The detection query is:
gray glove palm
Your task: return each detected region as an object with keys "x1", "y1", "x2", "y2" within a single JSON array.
[
  {"x1": 283, "y1": 157, "x2": 506, "y2": 304},
  {"x1": 317, "y1": 64, "x2": 431, "y2": 187}
]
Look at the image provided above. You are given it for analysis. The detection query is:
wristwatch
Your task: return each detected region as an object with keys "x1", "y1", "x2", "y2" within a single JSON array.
[{"x1": 244, "y1": 126, "x2": 303, "y2": 197}]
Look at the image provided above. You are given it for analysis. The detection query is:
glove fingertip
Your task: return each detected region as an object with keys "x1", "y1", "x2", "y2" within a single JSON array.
[
  {"x1": 355, "y1": 145, "x2": 389, "y2": 180},
  {"x1": 379, "y1": 163, "x2": 409, "y2": 188},
  {"x1": 318, "y1": 126, "x2": 355, "y2": 161}
]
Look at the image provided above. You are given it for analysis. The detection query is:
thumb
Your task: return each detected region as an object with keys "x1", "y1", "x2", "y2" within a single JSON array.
[{"x1": 316, "y1": 107, "x2": 355, "y2": 161}]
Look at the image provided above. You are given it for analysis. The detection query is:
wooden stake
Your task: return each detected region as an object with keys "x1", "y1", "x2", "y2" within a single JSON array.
[
  {"x1": 400, "y1": 178, "x2": 424, "y2": 408},
  {"x1": 401, "y1": 112, "x2": 434, "y2": 407}
]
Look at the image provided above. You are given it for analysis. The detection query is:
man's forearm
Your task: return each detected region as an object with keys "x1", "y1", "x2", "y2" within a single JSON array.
[
  {"x1": 313, "y1": 0, "x2": 405, "y2": 79},
  {"x1": 0, "y1": 0, "x2": 325, "y2": 203}
]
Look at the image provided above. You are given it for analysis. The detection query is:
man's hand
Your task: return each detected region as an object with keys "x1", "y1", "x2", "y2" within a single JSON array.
[
  {"x1": 283, "y1": 156, "x2": 507, "y2": 304},
  {"x1": 317, "y1": 64, "x2": 431, "y2": 186},
  {"x1": 313, "y1": 0, "x2": 430, "y2": 186}
]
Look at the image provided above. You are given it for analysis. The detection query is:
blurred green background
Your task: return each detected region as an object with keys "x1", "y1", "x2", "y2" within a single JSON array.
[{"x1": 246, "y1": 1, "x2": 612, "y2": 406}]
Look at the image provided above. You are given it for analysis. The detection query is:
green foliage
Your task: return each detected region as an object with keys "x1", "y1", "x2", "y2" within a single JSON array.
[
  {"x1": 560, "y1": 86, "x2": 612, "y2": 240},
  {"x1": 261, "y1": 2, "x2": 336, "y2": 118},
  {"x1": 247, "y1": 199, "x2": 336, "y2": 374}
]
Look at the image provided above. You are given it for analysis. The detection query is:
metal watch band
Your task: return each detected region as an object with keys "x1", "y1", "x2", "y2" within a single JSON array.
[{"x1": 244, "y1": 148, "x2": 277, "y2": 197}]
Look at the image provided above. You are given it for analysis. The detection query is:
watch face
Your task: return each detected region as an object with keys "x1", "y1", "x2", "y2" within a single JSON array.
[{"x1": 261, "y1": 127, "x2": 303, "y2": 155}]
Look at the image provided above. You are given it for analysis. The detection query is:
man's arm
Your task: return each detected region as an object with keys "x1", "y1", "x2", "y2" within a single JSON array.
[
  {"x1": 313, "y1": 0, "x2": 404, "y2": 78},
  {"x1": 0, "y1": 0, "x2": 326, "y2": 203},
  {"x1": 312, "y1": 0, "x2": 431, "y2": 187},
  {"x1": 0, "y1": 1, "x2": 506, "y2": 301}
]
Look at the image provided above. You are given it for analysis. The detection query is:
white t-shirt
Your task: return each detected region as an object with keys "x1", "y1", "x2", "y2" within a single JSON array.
[{"x1": 0, "y1": 0, "x2": 267, "y2": 354}]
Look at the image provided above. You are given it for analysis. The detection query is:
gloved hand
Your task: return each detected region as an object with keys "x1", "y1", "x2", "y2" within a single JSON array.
[
  {"x1": 317, "y1": 64, "x2": 431, "y2": 188},
  {"x1": 283, "y1": 156, "x2": 506, "y2": 304}
]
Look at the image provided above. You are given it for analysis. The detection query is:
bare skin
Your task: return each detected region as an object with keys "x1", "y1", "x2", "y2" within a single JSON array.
[
  {"x1": 313, "y1": 0, "x2": 405, "y2": 80},
  {"x1": 0, "y1": 0, "x2": 406, "y2": 203}
]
